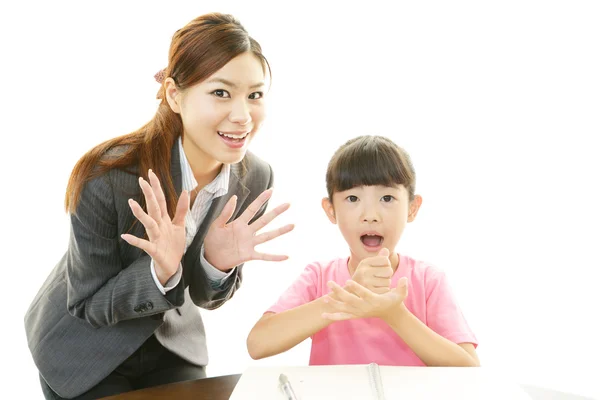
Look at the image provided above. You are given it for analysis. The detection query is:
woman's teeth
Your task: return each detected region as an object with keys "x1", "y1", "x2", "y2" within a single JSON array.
[{"x1": 218, "y1": 131, "x2": 248, "y2": 139}]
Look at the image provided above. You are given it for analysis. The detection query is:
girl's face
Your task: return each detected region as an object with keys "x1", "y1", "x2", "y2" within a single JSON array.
[
  {"x1": 166, "y1": 52, "x2": 267, "y2": 170},
  {"x1": 322, "y1": 184, "x2": 422, "y2": 270}
]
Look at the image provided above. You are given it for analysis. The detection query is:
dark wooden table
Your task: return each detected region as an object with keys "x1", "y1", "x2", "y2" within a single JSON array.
[{"x1": 102, "y1": 374, "x2": 242, "y2": 400}]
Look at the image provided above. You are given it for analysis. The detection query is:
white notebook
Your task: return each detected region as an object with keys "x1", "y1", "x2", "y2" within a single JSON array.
[{"x1": 229, "y1": 364, "x2": 533, "y2": 400}]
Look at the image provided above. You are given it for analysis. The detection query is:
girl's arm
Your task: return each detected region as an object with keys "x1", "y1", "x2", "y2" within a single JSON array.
[
  {"x1": 324, "y1": 280, "x2": 479, "y2": 367},
  {"x1": 247, "y1": 296, "x2": 332, "y2": 360},
  {"x1": 383, "y1": 304, "x2": 480, "y2": 367}
]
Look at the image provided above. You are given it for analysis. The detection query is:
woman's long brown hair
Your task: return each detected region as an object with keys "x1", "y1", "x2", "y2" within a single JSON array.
[{"x1": 65, "y1": 13, "x2": 270, "y2": 218}]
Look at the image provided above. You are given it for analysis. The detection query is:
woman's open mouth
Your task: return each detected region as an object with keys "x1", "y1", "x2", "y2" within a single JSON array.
[{"x1": 218, "y1": 131, "x2": 250, "y2": 148}]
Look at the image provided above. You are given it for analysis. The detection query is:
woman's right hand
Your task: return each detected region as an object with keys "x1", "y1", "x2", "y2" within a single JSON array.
[
  {"x1": 121, "y1": 169, "x2": 190, "y2": 285},
  {"x1": 203, "y1": 188, "x2": 294, "y2": 272}
]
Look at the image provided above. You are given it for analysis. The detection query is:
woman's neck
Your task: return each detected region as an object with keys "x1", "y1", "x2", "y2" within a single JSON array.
[{"x1": 182, "y1": 137, "x2": 223, "y2": 191}]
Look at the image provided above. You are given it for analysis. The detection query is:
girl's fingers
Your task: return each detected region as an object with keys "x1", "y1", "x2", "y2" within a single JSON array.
[
  {"x1": 327, "y1": 281, "x2": 361, "y2": 305},
  {"x1": 344, "y1": 280, "x2": 377, "y2": 302},
  {"x1": 321, "y1": 312, "x2": 355, "y2": 321}
]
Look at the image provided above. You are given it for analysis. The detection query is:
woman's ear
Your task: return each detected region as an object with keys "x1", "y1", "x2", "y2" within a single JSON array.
[
  {"x1": 408, "y1": 194, "x2": 423, "y2": 222},
  {"x1": 164, "y1": 77, "x2": 182, "y2": 114},
  {"x1": 321, "y1": 197, "x2": 337, "y2": 224}
]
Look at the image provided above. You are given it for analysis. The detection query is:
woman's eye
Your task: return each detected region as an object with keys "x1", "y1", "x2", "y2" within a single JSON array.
[
  {"x1": 249, "y1": 91, "x2": 263, "y2": 100},
  {"x1": 212, "y1": 89, "x2": 231, "y2": 98},
  {"x1": 347, "y1": 195, "x2": 358, "y2": 202},
  {"x1": 382, "y1": 195, "x2": 394, "y2": 202}
]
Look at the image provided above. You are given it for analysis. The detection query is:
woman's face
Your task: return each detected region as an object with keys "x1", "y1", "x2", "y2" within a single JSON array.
[{"x1": 166, "y1": 52, "x2": 267, "y2": 168}]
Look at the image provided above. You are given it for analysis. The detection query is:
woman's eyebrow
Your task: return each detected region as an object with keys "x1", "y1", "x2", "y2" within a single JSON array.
[{"x1": 206, "y1": 77, "x2": 265, "y2": 89}]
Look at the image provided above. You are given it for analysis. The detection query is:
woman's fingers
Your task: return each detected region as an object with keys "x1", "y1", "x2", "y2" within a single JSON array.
[
  {"x1": 138, "y1": 177, "x2": 161, "y2": 222},
  {"x1": 128, "y1": 199, "x2": 160, "y2": 240},
  {"x1": 172, "y1": 190, "x2": 190, "y2": 226},
  {"x1": 120, "y1": 233, "x2": 156, "y2": 256},
  {"x1": 251, "y1": 251, "x2": 289, "y2": 262},
  {"x1": 212, "y1": 195, "x2": 238, "y2": 228},
  {"x1": 147, "y1": 169, "x2": 169, "y2": 219},
  {"x1": 253, "y1": 224, "x2": 295, "y2": 245},
  {"x1": 249, "y1": 202, "x2": 290, "y2": 231},
  {"x1": 238, "y1": 189, "x2": 273, "y2": 224}
]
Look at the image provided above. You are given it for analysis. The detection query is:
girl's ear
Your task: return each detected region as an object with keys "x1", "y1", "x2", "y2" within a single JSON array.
[
  {"x1": 321, "y1": 197, "x2": 337, "y2": 224},
  {"x1": 408, "y1": 194, "x2": 423, "y2": 222},
  {"x1": 164, "y1": 77, "x2": 182, "y2": 114}
]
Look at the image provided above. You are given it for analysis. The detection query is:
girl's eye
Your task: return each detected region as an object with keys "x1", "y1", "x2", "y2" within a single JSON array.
[
  {"x1": 249, "y1": 91, "x2": 263, "y2": 100},
  {"x1": 212, "y1": 89, "x2": 231, "y2": 98},
  {"x1": 347, "y1": 195, "x2": 358, "y2": 202},
  {"x1": 382, "y1": 195, "x2": 395, "y2": 202}
]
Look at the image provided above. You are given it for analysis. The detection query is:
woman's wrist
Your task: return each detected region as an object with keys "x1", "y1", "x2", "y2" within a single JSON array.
[
  {"x1": 155, "y1": 263, "x2": 177, "y2": 286},
  {"x1": 204, "y1": 247, "x2": 233, "y2": 272}
]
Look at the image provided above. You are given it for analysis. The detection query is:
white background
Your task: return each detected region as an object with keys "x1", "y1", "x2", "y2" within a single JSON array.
[{"x1": 1, "y1": 1, "x2": 599, "y2": 398}]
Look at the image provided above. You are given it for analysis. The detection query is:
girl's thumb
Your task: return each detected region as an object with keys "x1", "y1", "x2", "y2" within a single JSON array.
[{"x1": 396, "y1": 277, "x2": 409, "y2": 295}]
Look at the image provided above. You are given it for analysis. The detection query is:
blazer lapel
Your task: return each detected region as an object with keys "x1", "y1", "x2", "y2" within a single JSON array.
[{"x1": 170, "y1": 140, "x2": 183, "y2": 195}]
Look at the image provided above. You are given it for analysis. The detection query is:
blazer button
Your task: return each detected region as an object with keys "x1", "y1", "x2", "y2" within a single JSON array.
[
  {"x1": 146, "y1": 301, "x2": 154, "y2": 310},
  {"x1": 134, "y1": 305, "x2": 141, "y2": 313}
]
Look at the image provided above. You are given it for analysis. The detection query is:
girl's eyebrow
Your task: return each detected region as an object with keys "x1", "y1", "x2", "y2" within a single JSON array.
[{"x1": 205, "y1": 77, "x2": 265, "y2": 89}]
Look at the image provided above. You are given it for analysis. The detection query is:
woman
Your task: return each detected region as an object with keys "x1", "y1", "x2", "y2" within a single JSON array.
[{"x1": 25, "y1": 12, "x2": 293, "y2": 399}]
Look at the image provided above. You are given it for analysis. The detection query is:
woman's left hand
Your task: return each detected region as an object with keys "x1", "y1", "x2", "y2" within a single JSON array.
[
  {"x1": 121, "y1": 169, "x2": 189, "y2": 285},
  {"x1": 321, "y1": 278, "x2": 409, "y2": 321},
  {"x1": 203, "y1": 188, "x2": 295, "y2": 271}
]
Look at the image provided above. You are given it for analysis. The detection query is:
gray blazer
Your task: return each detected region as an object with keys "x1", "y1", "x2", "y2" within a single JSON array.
[{"x1": 24, "y1": 142, "x2": 273, "y2": 398}]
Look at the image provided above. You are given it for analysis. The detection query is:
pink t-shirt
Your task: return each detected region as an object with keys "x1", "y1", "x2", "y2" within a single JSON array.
[{"x1": 266, "y1": 254, "x2": 478, "y2": 366}]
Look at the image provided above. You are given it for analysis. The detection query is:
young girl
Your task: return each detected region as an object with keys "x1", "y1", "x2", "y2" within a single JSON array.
[
  {"x1": 25, "y1": 13, "x2": 294, "y2": 400},
  {"x1": 247, "y1": 135, "x2": 479, "y2": 367}
]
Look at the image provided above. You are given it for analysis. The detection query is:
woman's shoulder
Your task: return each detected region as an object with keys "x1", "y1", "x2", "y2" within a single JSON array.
[
  {"x1": 237, "y1": 151, "x2": 273, "y2": 188},
  {"x1": 243, "y1": 151, "x2": 272, "y2": 174},
  {"x1": 82, "y1": 144, "x2": 139, "y2": 199}
]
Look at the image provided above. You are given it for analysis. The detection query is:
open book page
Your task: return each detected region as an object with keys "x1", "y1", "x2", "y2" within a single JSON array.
[
  {"x1": 229, "y1": 365, "x2": 533, "y2": 400},
  {"x1": 230, "y1": 365, "x2": 374, "y2": 400},
  {"x1": 379, "y1": 366, "x2": 532, "y2": 399}
]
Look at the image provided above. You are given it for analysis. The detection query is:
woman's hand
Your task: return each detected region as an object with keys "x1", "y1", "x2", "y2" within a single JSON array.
[
  {"x1": 121, "y1": 169, "x2": 190, "y2": 285},
  {"x1": 203, "y1": 188, "x2": 294, "y2": 271}
]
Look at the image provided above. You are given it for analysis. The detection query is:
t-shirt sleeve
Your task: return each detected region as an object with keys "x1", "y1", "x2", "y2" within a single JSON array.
[
  {"x1": 425, "y1": 269, "x2": 478, "y2": 348},
  {"x1": 265, "y1": 263, "x2": 320, "y2": 314}
]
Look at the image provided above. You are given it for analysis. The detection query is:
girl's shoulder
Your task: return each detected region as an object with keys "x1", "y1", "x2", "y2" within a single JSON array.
[{"x1": 400, "y1": 254, "x2": 447, "y2": 287}]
